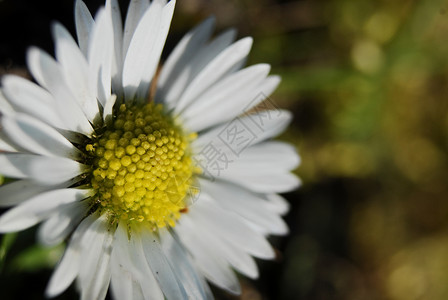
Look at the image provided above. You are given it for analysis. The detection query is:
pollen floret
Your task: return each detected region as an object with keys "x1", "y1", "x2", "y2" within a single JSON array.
[{"x1": 88, "y1": 103, "x2": 196, "y2": 228}]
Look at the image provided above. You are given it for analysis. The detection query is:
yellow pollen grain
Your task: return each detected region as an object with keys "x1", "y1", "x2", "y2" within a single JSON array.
[{"x1": 90, "y1": 102, "x2": 197, "y2": 229}]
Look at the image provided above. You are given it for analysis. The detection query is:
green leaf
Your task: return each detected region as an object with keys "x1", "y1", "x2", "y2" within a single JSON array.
[
  {"x1": 0, "y1": 233, "x2": 18, "y2": 272},
  {"x1": 10, "y1": 244, "x2": 64, "y2": 273}
]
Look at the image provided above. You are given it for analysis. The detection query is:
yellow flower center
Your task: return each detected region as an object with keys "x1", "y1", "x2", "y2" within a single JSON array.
[{"x1": 87, "y1": 102, "x2": 197, "y2": 229}]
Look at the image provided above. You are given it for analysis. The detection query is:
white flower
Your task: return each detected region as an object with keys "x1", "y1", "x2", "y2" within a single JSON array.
[{"x1": 0, "y1": 0, "x2": 301, "y2": 299}]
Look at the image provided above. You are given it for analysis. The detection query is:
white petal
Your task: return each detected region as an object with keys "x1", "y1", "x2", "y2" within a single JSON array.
[
  {"x1": 139, "y1": 228, "x2": 187, "y2": 299},
  {"x1": 0, "y1": 153, "x2": 41, "y2": 179},
  {"x1": 26, "y1": 47, "x2": 58, "y2": 90},
  {"x1": 103, "y1": 94, "x2": 117, "y2": 124},
  {"x1": 110, "y1": 266, "x2": 134, "y2": 300},
  {"x1": 78, "y1": 214, "x2": 113, "y2": 300},
  {"x1": 201, "y1": 179, "x2": 289, "y2": 236},
  {"x1": 173, "y1": 37, "x2": 253, "y2": 114},
  {"x1": 110, "y1": 224, "x2": 139, "y2": 300},
  {"x1": 159, "y1": 228, "x2": 213, "y2": 299},
  {"x1": 203, "y1": 141, "x2": 299, "y2": 187},
  {"x1": 38, "y1": 202, "x2": 85, "y2": 246},
  {"x1": 52, "y1": 22, "x2": 98, "y2": 122},
  {"x1": 0, "y1": 141, "x2": 17, "y2": 152},
  {"x1": 27, "y1": 47, "x2": 93, "y2": 135},
  {"x1": 88, "y1": 8, "x2": 113, "y2": 106},
  {"x1": 0, "y1": 90, "x2": 15, "y2": 115},
  {"x1": 176, "y1": 215, "x2": 241, "y2": 294},
  {"x1": 122, "y1": 0, "x2": 150, "y2": 60},
  {"x1": 0, "y1": 179, "x2": 67, "y2": 208},
  {"x1": 46, "y1": 214, "x2": 95, "y2": 297},
  {"x1": 112, "y1": 223, "x2": 164, "y2": 300},
  {"x1": 0, "y1": 131, "x2": 20, "y2": 152},
  {"x1": 158, "y1": 28, "x2": 237, "y2": 110},
  {"x1": 224, "y1": 244, "x2": 258, "y2": 279},
  {"x1": 257, "y1": 74, "x2": 282, "y2": 100},
  {"x1": 156, "y1": 16, "x2": 215, "y2": 106},
  {"x1": 129, "y1": 230, "x2": 165, "y2": 300},
  {"x1": 189, "y1": 220, "x2": 259, "y2": 279},
  {"x1": 75, "y1": 0, "x2": 94, "y2": 56},
  {"x1": 243, "y1": 109, "x2": 293, "y2": 142},
  {"x1": 0, "y1": 152, "x2": 83, "y2": 185},
  {"x1": 234, "y1": 141, "x2": 300, "y2": 170},
  {"x1": 106, "y1": 0, "x2": 124, "y2": 95},
  {"x1": 190, "y1": 28, "x2": 238, "y2": 70},
  {"x1": 135, "y1": 0, "x2": 175, "y2": 100},
  {"x1": 190, "y1": 193, "x2": 275, "y2": 259},
  {"x1": 28, "y1": 156, "x2": 85, "y2": 185},
  {"x1": 0, "y1": 188, "x2": 89, "y2": 233},
  {"x1": 0, "y1": 153, "x2": 83, "y2": 184},
  {"x1": 181, "y1": 64, "x2": 270, "y2": 131},
  {"x1": 265, "y1": 193, "x2": 290, "y2": 216},
  {"x1": 221, "y1": 172, "x2": 301, "y2": 193},
  {"x1": 1, "y1": 113, "x2": 80, "y2": 158},
  {"x1": 1, "y1": 75, "x2": 66, "y2": 129},
  {"x1": 130, "y1": 285, "x2": 145, "y2": 300},
  {"x1": 193, "y1": 109, "x2": 293, "y2": 155},
  {"x1": 123, "y1": 1, "x2": 164, "y2": 99}
]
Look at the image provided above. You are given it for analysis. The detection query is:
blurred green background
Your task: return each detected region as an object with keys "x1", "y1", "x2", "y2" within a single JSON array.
[{"x1": 1, "y1": 0, "x2": 448, "y2": 299}]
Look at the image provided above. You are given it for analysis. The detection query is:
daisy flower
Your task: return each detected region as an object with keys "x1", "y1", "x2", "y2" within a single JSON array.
[{"x1": 0, "y1": 0, "x2": 300, "y2": 299}]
